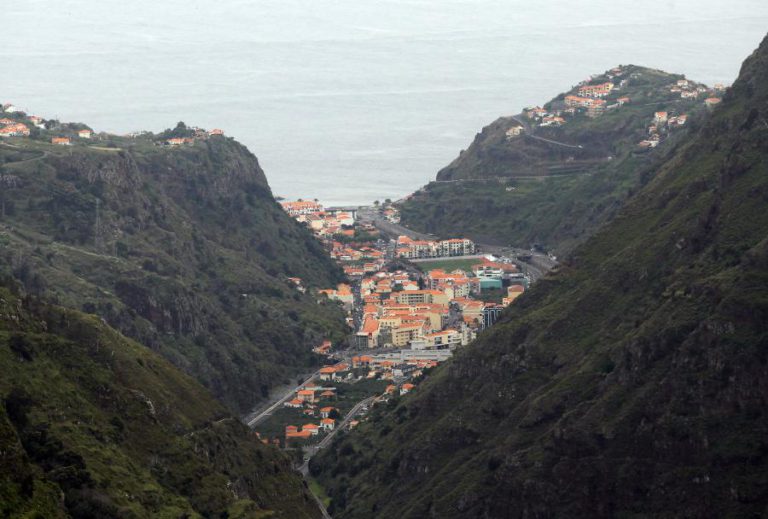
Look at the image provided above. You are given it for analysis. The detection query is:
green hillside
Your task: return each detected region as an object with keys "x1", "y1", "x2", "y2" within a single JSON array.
[
  {"x1": 0, "y1": 127, "x2": 346, "y2": 412},
  {"x1": 0, "y1": 281, "x2": 319, "y2": 518},
  {"x1": 312, "y1": 36, "x2": 768, "y2": 517},
  {"x1": 399, "y1": 65, "x2": 712, "y2": 253}
]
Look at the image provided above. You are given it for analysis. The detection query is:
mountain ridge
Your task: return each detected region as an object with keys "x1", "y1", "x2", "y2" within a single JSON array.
[{"x1": 399, "y1": 64, "x2": 712, "y2": 253}]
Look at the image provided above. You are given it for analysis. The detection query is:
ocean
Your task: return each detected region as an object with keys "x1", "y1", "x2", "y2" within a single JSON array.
[{"x1": 3, "y1": 0, "x2": 768, "y2": 205}]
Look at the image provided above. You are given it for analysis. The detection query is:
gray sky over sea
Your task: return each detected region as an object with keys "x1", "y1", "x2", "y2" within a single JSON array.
[{"x1": 4, "y1": 0, "x2": 768, "y2": 205}]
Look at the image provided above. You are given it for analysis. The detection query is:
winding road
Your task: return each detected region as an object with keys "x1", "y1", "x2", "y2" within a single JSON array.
[
  {"x1": 511, "y1": 114, "x2": 584, "y2": 150},
  {"x1": 0, "y1": 143, "x2": 49, "y2": 166},
  {"x1": 245, "y1": 369, "x2": 321, "y2": 428}
]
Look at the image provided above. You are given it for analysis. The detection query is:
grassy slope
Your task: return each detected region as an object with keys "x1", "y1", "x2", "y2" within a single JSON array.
[
  {"x1": 313, "y1": 36, "x2": 768, "y2": 517},
  {"x1": 0, "y1": 133, "x2": 347, "y2": 413},
  {"x1": 399, "y1": 66, "x2": 707, "y2": 252},
  {"x1": 0, "y1": 283, "x2": 320, "y2": 518}
]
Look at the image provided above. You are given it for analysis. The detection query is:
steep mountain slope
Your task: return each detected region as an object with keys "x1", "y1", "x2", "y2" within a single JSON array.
[
  {"x1": 313, "y1": 36, "x2": 768, "y2": 517},
  {"x1": 0, "y1": 128, "x2": 346, "y2": 412},
  {"x1": 399, "y1": 66, "x2": 710, "y2": 252},
  {"x1": 0, "y1": 282, "x2": 320, "y2": 518}
]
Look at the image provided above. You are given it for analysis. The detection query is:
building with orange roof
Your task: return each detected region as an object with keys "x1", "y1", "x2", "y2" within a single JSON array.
[
  {"x1": 320, "y1": 406, "x2": 336, "y2": 418},
  {"x1": 564, "y1": 95, "x2": 606, "y2": 117},
  {"x1": 356, "y1": 315, "x2": 380, "y2": 348},
  {"x1": 391, "y1": 324, "x2": 425, "y2": 348},
  {"x1": 525, "y1": 106, "x2": 547, "y2": 119},
  {"x1": 319, "y1": 283, "x2": 354, "y2": 307},
  {"x1": 313, "y1": 340, "x2": 332, "y2": 355},
  {"x1": 0, "y1": 123, "x2": 30, "y2": 137},
  {"x1": 577, "y1": 82, "x2": 614, "y2": 98},
  {"x1": 297, "y1": 389, "x2": 315, "y2": 403},
  {"x1": 286, "y1": 430, "x2": 312, "y2": 441},
  {"x1": 400, "y1": 383, "x2": 415, "y2": 395},
  {"x1": 284, "y1": 398, "x2": 303, "y2": 408},
  {"x1": 541, "y1": 115, "x2": 566, "y2": 127},
  {"x1": 303, "y1": 423, "x2": 320, "y2": 435},
  {"x1": 280, "y1": 200, "x2": 323, "y2": 217},
  {"x1": 352, "y1": 355, "x2": 372, "y2": 368},
  {"x1": 320, "y1": 418, "x2": 336, "y2": 431},
  {"x1": 704, "y1": 97, "x2": 722, "y2": 107},
  {"x1": 318, "y1": 366, "x2": 336, "y2": 381}
]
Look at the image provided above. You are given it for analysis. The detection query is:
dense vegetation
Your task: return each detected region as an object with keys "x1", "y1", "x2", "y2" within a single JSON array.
[
  {"x1": 0, "y1": 282, "x2": 320, "y2": 518},
  {"x1": 0, "y1": 131, "x2": 347, "y2": 412},
  {"x1": 313, "y1": 36, "x2": 768, "y2": 517},
  {"x1": 400, "y1": 66, "x2": 708, "y2": 252}
]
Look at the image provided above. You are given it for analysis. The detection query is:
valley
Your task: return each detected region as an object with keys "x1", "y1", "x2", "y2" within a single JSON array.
[
  {"x1": 2, "y1": 30, "x2": 768, "y2": 519},
  {"x1": 309, "y1": 37, "x2": 768, "y2": 518}
]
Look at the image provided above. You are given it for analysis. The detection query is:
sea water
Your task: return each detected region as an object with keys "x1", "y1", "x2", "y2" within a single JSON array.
[{"x1": 3, "y1": 0, "x2": 767, "y2": 205}]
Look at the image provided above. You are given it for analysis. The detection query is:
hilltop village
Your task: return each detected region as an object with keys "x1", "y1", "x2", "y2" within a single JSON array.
[
  {"x1": 0, "y1": 102, "x2": 225, "y2": 147},
  {"x1": 511, "y1": 66, "x2": 725, "y2": 146},
  {"x1": 250, "y1": 199, "x2": 529, "y2": 451}
]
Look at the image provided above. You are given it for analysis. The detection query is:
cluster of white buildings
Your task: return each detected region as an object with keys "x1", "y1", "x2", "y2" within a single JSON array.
[
  {"x1": 281, "y1": 199, "x2": 357, "y2": 238},
  {"x1": 0, "y1": 102, "x2": 103, "y2": 143},
  {"x1": 639, "y1": 110, "x2": 689, "y2": 149},
  {"x1": 395, "y1": 235, "x2": 475, "y2": 259}
]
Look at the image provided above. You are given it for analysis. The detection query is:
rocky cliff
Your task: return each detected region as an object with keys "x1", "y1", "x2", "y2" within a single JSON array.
[{"x1": 0, "y1": 128, "x2": 347, "y2": 412}]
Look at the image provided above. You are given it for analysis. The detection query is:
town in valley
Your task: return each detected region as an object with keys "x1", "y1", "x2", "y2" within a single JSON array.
[{"x1": 249, "y1": 197, "x2": 533, "y2": 461}]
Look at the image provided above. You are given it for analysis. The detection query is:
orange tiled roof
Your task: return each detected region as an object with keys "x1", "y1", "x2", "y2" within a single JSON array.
[{"x1": 286, "y1": 430, "x2": 312, "y2": 439}]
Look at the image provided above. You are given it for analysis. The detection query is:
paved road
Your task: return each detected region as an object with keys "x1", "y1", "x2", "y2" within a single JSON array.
[
  {"x1": 299, "y1": 395, "x2": 377, "y2": 475},
  {"x1": 360, "y1": 207, "x2": 436, "y2": 242},
  {"x1": 245, "y1": 369, "x2": 321, "y2": 428},
  {"x1": 298, "y1": 394, "x2": 378, "y2": 518},
  {"x1": 310, "y1": 491, "x2": 332, "y2": 519},
  {"x1": 0, "y1": 143, "x2": 49, "y2": 166},
  {"x1": 512, "y1": 114, "x2": 584, "y2": 150}
]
